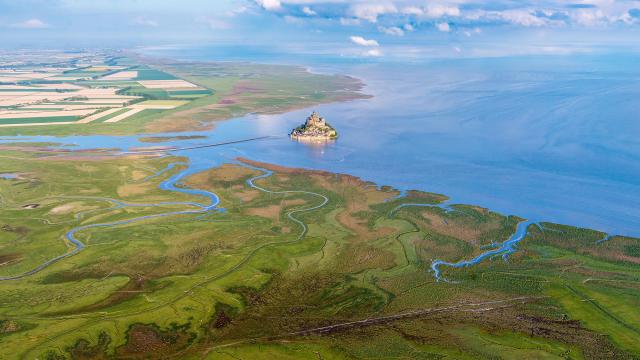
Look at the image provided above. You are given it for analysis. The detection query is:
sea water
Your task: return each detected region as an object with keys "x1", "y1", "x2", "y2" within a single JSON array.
[{"x1": 4, "y1": 50, "x2": 640, "y2": 237}]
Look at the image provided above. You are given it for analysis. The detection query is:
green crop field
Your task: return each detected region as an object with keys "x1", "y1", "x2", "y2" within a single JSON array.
[
  {"x1": 168, "y1": 89, "x2": 213, "y2": 96},
  {"x1": 0, "y1": 150, "x2": 638, "y2": 359},
  {"x1": 132, "y1": 68, "x2": 178, "y2": 80},
  {"x1": 0, "y1": 116, "x2": 79, "y2": 124},
  {"x1": 122, "y1": 87, "x2": 170, "y2": 99},
  {"x1": 93, "y1": 108, "x2": 131, "y2": 122},
  {"x1": 61, "y1": 70, "x2": 110, "y2": 78}
]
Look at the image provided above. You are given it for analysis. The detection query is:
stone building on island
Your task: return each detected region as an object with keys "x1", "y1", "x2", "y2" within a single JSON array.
[{"x1": 290, "y1": 111, "x2": 337, "y2": 140}]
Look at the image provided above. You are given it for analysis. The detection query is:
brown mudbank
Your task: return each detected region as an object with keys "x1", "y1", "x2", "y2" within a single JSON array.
[
  {"x1": 117, "y1": 324, "x2": 192, "y2": 357},
  {"x1": 78, "y1": 275, "x2": 151, "y2": 313},
  {"x1": 68, "y1": 332, "x2": 110, "y2": 360},
  {"x1": 0, "y1": 320, "x2": 20, "y2": 334},
  {"x1": 2, "y1": 224, "x2": 29, "y2": 235},
  {"x1": 461, "y1": 308, "x2": 634, "y2": 360},
  {"x1": 0, "y1": 253, "x2": 22, "y2": 266},
  {"x1": 213, "y1": 311, "x2": 232, "y2": 329}
]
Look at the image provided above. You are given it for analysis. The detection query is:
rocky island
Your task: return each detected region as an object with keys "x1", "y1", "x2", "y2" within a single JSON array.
[{"x1": 290, "y1": 111, "x2": 338, "y2": 140}]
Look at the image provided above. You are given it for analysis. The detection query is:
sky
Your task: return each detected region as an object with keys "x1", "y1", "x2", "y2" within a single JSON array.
[{"x1": 1, "y1": 0, "x2": 640, "y2": 59}]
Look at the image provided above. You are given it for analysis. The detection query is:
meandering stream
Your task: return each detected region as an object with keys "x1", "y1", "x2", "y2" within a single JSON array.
[
  {"x1": 0, "y1": 137, "x2": 334, "y2": 281},
  {"x1": 0, "y1": 133, "x2": 571, "y2": 283},
  {"x1": 390, "y1": 203, "x2": 536, "y2": 281}
]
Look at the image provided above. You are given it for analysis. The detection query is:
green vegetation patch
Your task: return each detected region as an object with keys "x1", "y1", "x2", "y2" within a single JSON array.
[
  {"x1": 0, "y1": 116, "x2": 79, "y2": 125},
  {"x1": 168, "y1": 89, "x2": 213, "y2": 96},
  {"x1": 133, "y1": 68, "x2": 178, "y2": 80},
  {"x1": 123, "y1": 87, "x2": 170, "y2": 99}
]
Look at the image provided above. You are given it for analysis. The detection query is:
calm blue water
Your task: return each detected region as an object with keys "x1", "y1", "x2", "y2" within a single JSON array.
[{"x1": 4, "y1": 49, "x2": 640, "y2": 237}]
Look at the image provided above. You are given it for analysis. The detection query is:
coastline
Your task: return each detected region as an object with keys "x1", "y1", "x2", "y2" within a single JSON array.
[
  {"x1": 0, "y1": 55, "x2": 371, "y2": 137},
  {"x1": 1, "y1": 144, "x2": 638, "y2": 358}
]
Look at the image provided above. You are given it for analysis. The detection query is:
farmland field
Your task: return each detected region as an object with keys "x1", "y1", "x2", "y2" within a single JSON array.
[
  {"x1": 0, "y1": 53, "x2": 367, "y2": 136},
  {"x1": 132, "y1": 68, "x2": 178, "y2": 80},
  {"x1": 0, "y1": 116, "x2": 79, "y2": 125}
]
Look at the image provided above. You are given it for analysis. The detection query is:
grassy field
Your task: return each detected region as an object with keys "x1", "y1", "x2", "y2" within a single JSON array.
[{"x1": 0, "y1": 148, "x2": 638, "y2": 359}]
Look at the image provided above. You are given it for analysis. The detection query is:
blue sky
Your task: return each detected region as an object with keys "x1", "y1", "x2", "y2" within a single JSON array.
[{"x1": 1, "y1": 0, "x2": 639, "y2": 58}]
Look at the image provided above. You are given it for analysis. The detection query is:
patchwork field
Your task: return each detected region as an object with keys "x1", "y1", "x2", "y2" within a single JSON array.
[
  {"x1": 0, "y1": 146, "x2": 638, "y2": 359},
  {"x1": 0, "y1": 51, "x2": 369, "y2": 136},
  {"x1": 0, "y1": 56, "x2": 194, "y2": 129}
]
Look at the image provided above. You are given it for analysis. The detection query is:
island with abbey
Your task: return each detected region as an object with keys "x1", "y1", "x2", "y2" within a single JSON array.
[{"x1": 290, "y1": 111, "x2": 338, "y2": 140}]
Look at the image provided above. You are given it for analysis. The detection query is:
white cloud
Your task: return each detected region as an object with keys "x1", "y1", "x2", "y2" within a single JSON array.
[
  {"x1": 256, "y1": 0, "x2": 281, "y2": 11},
  {"x1": 426, "y1": 4, "x2": 460, "y2": 18},
  {"x1": 349, "y1": 3, "x2": 397, "y2": 23},
  {"x1": 364, "y1": 48, "x2": 383, "y2": 57},
  {"x1": 133, "y1": 16, "x2": 158, "y2": 27},
  {"x1": 302, "y1": 6, "x2": 317, "y2": 16},
  {"x1": 436, "y1": 22, "x2": 450, "y2": 32},
  {"x1": 401, "y1": 6, "x2": 423, "y2": 16},
  {"x1": 11, "y1": 18, "x2": 50, "y2": 29},
  {"x1": 499, "y1": 9, "x2": 548, "y2": 27},
  {"x1": 350, "y1": 35, "x2": 380, "y2": 46},
  {"x1": 401, "y1": 4, "x2": 460, "y2": 18},
  {"x1": 379, "y1": 26, "x2": 404, "y2": 36},
  {"x1": 252, "y1": 0, "x2": 640, "y2": 29},
  {"x1": 404, "y1": 23, "x2": 415, "y2": 32},
  {"x1": 464, "y1": 9, "x2": 554, "y2": 27},
  {"x1": 571, "y1": 8, "x2": 607, "y2": 26}
]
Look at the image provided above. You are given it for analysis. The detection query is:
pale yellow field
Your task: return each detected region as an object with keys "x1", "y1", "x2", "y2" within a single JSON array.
[
  {"x1": 36, "y1": 83, "x2": 85, "y2": 90},
  {"x1": 138, "y1": 79, "x2": 198, "y2": 88},
  {"x1": 102, "y1": 107, "x2": 144, "y2": 123},
  {"x1": 71, "y1": 99, "x2": 136, "y2": 104},
  {"x1": 0, "y1": 71, "x2": 55, "y2": 81},
  {"x1": 77, "y1": 107, "x2": 123, "y2": 123},
  {"x1": 75, "y1": 88, "x2": 120, "y2": 96},
  {"x1": 45, "y1": 76, "x2": 86, "y2": 81},
  {"x1": 98, "y1": 71, "x2": 138, "y2": 80},
  {"x1": 0, "y1": 84, "x2": 83, "y2": 90},
  {"x1": 0, "y1": 93, "x2": 71, "y2": 106},
  {"x1": 0, "y1": 109, "x2": 95, "y2": 119},
  {"x1": 23, "y1": 104, "x2": 116, "y2": 110},
  {"x1": 0, "y1": 121, "x2": 76, "y2": 128},
  {"x1": 132, "y1": 100, "x2": 188, "y2": 108}
]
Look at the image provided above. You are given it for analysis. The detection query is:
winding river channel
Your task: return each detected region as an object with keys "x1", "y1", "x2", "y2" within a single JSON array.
[
  {"x1": 389, "y1": 203, "x2": 536, "y2": 281},
  {"x1": 3, "y1": 53, "x2": 640, "y2": 282},
  {"x1": 0, "y1": 137, "x2": 336, "y2": 281},
  {"x1": 0, "y1": 132, "x2": 539, "y2": 283}
]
